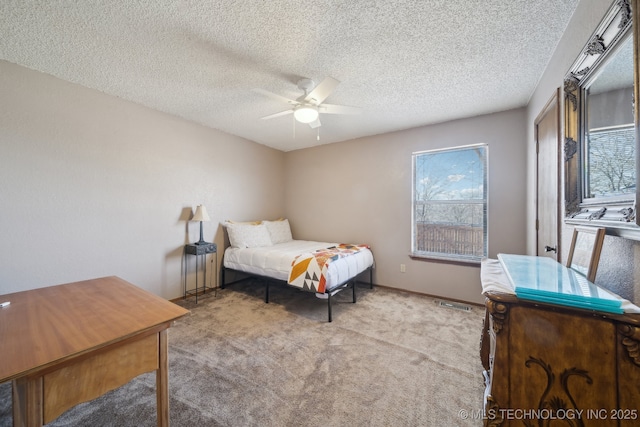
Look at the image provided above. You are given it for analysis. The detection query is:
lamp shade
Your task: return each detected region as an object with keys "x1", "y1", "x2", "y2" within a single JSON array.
[
  {"x1": 293, "y1": 105, "x2": 319, "y2": 123},
  {"x1": 192, "y1": 205, "x2": 210, "y2": 222}
]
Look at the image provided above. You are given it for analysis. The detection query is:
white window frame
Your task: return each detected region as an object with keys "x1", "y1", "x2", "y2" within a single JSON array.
[{"x1": 411, "y1": 143, "x2": 488, "y2": 263}]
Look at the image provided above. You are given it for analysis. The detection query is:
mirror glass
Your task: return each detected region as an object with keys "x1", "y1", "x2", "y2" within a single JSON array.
[
  {"x1": 584, "y1": 34, "x2": 635, "y2": 200},
  {"x1": 569, "y1": 232, "x2": 596, "y2": 275},
  {"x1": 566, "y1": 226, "x2": 605, "y2": 282}
]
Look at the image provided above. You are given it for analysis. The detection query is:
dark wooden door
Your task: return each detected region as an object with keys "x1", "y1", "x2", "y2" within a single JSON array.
[{"x1": 536, "y1": 89, "x2": 561, "y2": 260}]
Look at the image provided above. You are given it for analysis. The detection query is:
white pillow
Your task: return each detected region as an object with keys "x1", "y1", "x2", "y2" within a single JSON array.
[
  {"x1": 225, "y1": 222, "x2": 273, "y2": 248},
  {"x1": 264, "y1": 219, "x2": 293, "y2": 244}
]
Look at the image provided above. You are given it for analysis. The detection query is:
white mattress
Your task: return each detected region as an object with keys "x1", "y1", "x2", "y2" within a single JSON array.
[{"x1": 223, "y1": 240, "x2": 374, "y2": 291}]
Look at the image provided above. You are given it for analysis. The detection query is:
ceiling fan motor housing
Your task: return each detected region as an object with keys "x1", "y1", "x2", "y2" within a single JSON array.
[{"x1": 297, "y1": 78, "x2": 315, "y2": 94}]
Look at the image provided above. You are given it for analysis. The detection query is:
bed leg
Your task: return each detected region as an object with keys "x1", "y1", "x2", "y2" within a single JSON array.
[
  {"x1": 369, "y1": 267, "x2": 373, "y2": 289},
  {"x1": 352, "y1": 280, "x2": 357, "y2": 303},
  {"x1": 327, "y1": 292, "x2": 332, "y2": 322},
  {"x1": 221, "y1": 267, "x2": 226, "y2": 289},
  {"x1": 265, "y1": 280, "x2": 270, "y2": 303}
]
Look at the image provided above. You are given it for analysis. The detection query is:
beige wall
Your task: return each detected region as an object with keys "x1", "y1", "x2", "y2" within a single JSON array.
[
  {"x1": 0, "y1": 60, "x2": 285, "y2": 299},
  {"x1": 284, "y1": 108, "x2": 527, "y2": 304},
  {"x1": 1, "y1": 58, "x2": 526, "y2": 306},
  {"x1": 527, "y1": 0, "x2": 640, "y2": 304}
]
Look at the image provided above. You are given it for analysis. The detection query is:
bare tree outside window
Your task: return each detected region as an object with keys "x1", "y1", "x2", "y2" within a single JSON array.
[
  {"x1": 412, "y1": 144, "x2": 488, "y2": 263},
  {"x1": 586, "y1": 125, "x2": 635, "y2": 198}
]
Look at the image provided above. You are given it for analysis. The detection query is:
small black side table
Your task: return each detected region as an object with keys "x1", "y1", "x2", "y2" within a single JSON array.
[{"x1": 184, "y1": 242, "x2": 217, "y2": 303}]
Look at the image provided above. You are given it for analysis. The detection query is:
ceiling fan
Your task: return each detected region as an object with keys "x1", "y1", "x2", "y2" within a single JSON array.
[{"x1": 255, "y1": 77, "x2": 361, "y2": 129}]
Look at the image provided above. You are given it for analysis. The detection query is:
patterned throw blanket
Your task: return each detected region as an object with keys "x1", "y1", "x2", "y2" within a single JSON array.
[{"x1": 288, "y1": 244, "x2": 369, "y2": 293}]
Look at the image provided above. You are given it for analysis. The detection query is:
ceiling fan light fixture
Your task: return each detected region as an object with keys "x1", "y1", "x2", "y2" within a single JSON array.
[{"x1": 294, "y1": 105, "x2": 319, "y2": 123}]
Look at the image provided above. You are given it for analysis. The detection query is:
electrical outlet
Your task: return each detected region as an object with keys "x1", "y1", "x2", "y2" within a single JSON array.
[{"x1": 400, "y1": 264, "x2": 406, "y2": 273}]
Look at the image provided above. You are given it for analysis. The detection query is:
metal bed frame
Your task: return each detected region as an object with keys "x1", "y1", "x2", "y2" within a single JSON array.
[{"x1": 221, "y1": 266, "x2": 373, "y2": 322}]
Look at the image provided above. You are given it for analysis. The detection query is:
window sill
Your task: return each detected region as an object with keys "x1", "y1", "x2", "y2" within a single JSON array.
[{"x1": 409, "y1": 253, "x2": 483, "y2": 267}]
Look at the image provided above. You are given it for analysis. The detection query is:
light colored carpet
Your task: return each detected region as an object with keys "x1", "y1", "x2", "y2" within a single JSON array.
[{"x1": 0, "y1": 281, "x2": 485, "y2": 426}]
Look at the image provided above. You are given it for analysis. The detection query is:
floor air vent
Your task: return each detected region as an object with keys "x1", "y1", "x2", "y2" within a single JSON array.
[{"x1": 436, "y1": 300, "x2": 472, "y2": 312}]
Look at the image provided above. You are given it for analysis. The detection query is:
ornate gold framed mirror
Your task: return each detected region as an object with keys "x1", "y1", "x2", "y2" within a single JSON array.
[{"x1": 564, "y1": 0, "x2": 640, "y2": 238}]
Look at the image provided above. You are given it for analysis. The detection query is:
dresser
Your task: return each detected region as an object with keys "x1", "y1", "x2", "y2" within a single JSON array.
[{"x1": 480, "y1": 255, "x2": 640, "y2": 426}]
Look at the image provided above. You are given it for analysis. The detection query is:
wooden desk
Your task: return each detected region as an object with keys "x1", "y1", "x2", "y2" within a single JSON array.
[
  {"x1": 480, "y1": 257, "x2": 640, "y2": 426},
  {"x1": 0, "y1": 276, "x2": 189, "y2": 427}
]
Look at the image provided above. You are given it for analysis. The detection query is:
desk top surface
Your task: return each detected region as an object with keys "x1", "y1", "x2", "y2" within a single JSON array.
[
  {"x1": 0, "y1": 276, "x2": 189, "y2": 382},
  {"x1": 497, "y1": 253, "x2": 623, "y2": 313}
]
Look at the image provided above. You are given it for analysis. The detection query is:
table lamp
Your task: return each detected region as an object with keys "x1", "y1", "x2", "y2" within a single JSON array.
[{"x1": 192, "y1": 204, "x2": 210, "y2": 245}]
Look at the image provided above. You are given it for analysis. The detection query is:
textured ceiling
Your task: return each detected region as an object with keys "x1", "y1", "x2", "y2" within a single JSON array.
[{"x1": 0, "y1": 1, "x2": 580, "y2": 152}]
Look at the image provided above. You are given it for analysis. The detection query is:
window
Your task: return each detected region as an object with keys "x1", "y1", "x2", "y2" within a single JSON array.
[{"x1": 412, "y1": 144, "x2": 488, "y2": 263}]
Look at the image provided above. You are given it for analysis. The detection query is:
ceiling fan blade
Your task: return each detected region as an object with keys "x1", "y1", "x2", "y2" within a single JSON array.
[
  {"x1": 304, "y1": 77, "x2": 340, "y2": 105},
  {"x1": 319, "y1": 103, "x2": 362, "y2": 115},
  {"x1": 261, "y1": 110, "x2": 293, "y2": 120},
  {"x1": 253, "y1": 88, "x2": 299, "y2": 106},
  {"x1": 308, "y1": 117, "x2": 322, "y2": 129}
]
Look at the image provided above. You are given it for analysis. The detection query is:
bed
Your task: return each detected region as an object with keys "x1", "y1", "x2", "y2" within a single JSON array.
[{"x1": 221, "y1": 219, "x2": 374, "y2": 322}]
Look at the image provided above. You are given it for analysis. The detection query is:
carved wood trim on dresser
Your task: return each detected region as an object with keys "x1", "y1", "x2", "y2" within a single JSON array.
[{"x1": 619, "y1": 324, "x2": 640, "y2": 366}]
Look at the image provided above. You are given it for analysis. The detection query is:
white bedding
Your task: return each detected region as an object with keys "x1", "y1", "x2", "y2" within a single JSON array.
[{"x1": 223, "y1": 240, "x2": 374, "y2": 291}]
